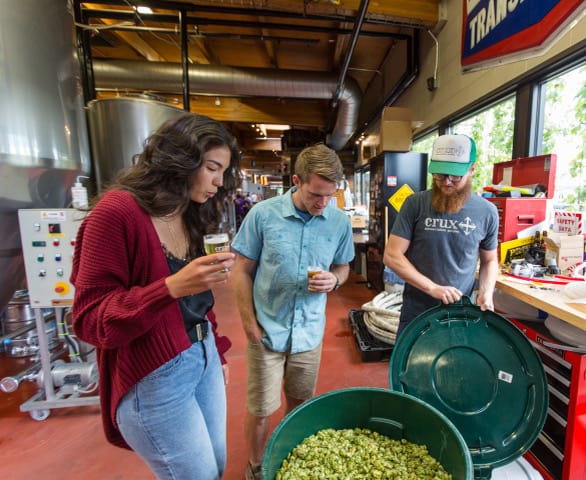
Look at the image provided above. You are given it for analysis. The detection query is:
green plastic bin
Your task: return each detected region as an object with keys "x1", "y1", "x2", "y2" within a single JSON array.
[
  {"x1": 262, "y1": 387, "x2": 474, "y2": 479},
  {"x1": 389, "y1": 297, "x2": 549, "y2": 480}
]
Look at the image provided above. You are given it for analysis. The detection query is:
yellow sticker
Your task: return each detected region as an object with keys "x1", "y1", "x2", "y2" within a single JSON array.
[{"x1": 388, "y1": 184, "x2": 414, "y2": 212}]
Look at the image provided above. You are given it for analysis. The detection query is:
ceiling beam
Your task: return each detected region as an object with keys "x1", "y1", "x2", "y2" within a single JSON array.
[
  {"x1": 82, "y1": 8, "x2": 419, "y2": 37},
  {"x1": 83, "y1": 1, "x2": 439, "y2": 28},
  {"x1": 94, "y1": 19, "x2": 166, "y2": 61},
  {"x1": 187, "y1": 97, "x2": 329, "y2": 127},
  {"x1": 260, "y1": 22, "x2": 278, "y2": 69},
  {"x1": 96, "y1": 92, "x2": 329, "y2": 127}
]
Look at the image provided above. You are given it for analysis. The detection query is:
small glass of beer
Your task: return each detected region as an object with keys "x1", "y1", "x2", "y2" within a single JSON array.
[
  {"x1": 203, "y1": 233, "x2": 231, "y2": 255},
  {"x1": 307, "y1": 265, "x2": 322, "y2": 291}
]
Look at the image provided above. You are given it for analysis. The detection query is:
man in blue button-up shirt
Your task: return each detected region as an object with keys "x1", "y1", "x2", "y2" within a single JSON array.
[{"x1": 231, "y1": 143, "x2": 355, "y2": 479}]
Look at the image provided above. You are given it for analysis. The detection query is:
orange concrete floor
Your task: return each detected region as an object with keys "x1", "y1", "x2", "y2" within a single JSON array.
[{"x1": 0, "y1": 271, "x2": 390, "y2": 479}]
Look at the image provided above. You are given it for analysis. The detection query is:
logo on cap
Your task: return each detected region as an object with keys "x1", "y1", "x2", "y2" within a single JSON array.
[
  {"x1": 433, "y1": 145, "x2": 469, "y2": 162},
  {"x1": 428, "y1": 134, "x2": 476, "y2": 176}
]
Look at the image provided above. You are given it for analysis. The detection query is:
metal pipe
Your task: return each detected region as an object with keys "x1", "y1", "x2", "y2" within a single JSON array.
[
  {"x1": 0, "y1": 346, "x2": 67, "y2": 393},
  {"x1": 73, "y1": 0, "x2": 95, "y2": 102},
  {"x1": 350, "y1": 33, "x2": 420, "y2": 146},
  {"x1": 332, "y1": 0, "x2": 370, "y2": 108},
  {"x1": 82, "y1": 6, "x2": 422, "y2": 35},
  {"x1": 77, "y1": 23, "x2": 322, "y2": 44},
  {"x1": 81, "y1": 0, "x2": 425, "y2": 28},
  {"x1": 93, "y1": 59, "x2": 362, "y2": 150},
  {"x1": 179, "y1": 9, "x2": 190, "y2": 111},
  {"x1": 0, "y1": 323, "x2": 37, "y2": 344}
]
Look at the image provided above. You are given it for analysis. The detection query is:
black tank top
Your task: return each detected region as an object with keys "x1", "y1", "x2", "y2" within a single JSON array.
[{"x1": 164, "y1": 247, "x2": 213, "y2": 343}]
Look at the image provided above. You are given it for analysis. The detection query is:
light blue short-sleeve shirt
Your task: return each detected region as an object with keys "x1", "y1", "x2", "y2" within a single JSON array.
[{"x1": 231, "y1": 187, "x2": 355, "y2": 353}]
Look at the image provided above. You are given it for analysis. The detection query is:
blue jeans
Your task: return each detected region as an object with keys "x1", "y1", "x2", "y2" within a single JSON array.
[{"x1": 116, "y1": 331, "x2": 226, "y2": 480}]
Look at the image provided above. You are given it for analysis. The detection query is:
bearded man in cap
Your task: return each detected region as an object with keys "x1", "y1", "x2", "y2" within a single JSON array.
[{"x1": 383, "y1": 134, "x2": 499, "y2": 337}]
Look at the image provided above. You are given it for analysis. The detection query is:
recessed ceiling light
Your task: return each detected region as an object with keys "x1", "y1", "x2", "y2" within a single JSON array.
[
  {"x1": 135, "y1": 6, "x2": 153, "y2": 14},
  {"x1": 261, "y1": 124, "x2": 290, "y2": 131}
]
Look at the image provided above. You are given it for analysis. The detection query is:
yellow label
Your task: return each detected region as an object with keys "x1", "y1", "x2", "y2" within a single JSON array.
[
  {"x1": 499, "y1": 236, "x2": 534, "y2": 264},
  {"x1": 388, "y1": 184, "x2": 415, "y2": 212}
]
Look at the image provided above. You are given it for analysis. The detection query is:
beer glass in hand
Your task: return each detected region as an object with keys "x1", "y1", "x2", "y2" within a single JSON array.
[
  {"x1": 203, "y1": 233, "x2": 231, "y2": 255},
  {"x1": 307, "y1": 265, "x2": 322, "y2": 292}
]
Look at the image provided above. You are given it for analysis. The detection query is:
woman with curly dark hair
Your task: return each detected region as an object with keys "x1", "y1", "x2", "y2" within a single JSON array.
[{"x1": 71, "y1": 112, "x2": 240, "y2": 479}]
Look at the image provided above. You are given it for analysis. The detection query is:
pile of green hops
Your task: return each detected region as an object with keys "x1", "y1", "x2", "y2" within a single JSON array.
[{"x1": 276, "y1": 427, "x2": 452, "y2": 480}]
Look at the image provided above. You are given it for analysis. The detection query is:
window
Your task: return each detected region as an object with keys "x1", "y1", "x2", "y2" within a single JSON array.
[
  {"x1": 539, "y1": 64, "x2": 586, "y2": 210},
  {"x1": 451, "y1": 96, "x2": 516, "y2": 194},
  {"x1": 412, "y1": 130, "x2": 439, "y2": 188}
]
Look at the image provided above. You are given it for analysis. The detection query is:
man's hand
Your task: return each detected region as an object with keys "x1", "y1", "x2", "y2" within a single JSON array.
[{"x1": 430, "y1": 285, "x2": 463, "y2": 304}]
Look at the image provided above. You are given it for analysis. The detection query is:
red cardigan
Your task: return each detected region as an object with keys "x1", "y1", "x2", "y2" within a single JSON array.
[{"x1": 71, "y1": 190, "x2": 223, "y2": 449}]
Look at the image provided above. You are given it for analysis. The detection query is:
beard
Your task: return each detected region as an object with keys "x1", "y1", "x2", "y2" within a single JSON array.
[{"x1": 431, "y1": 177, "x2": 472, "y2": 213}]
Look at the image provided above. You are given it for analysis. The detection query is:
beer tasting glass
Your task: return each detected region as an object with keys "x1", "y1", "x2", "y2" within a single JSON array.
[
  {"x1": 307, "y1": 265, "x2": 322, "y2": 291},
  {"x1": 203, "y1": 233, "x2": 231, "y2": 255}
]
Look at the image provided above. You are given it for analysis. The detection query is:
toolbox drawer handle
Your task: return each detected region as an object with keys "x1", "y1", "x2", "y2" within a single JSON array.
[{"x1": 517, "y1": 214, "x2": 535, "y2": 224}]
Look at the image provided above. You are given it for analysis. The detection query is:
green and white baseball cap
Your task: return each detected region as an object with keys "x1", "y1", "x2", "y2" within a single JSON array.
[{"x1": 428, "y1": 134, "x2": 476, "y2": 176}]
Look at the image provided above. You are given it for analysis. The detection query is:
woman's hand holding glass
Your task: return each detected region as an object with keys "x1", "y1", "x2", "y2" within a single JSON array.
[{"x1": 165, "y1": 252, "x2": 235, "y2": 299}]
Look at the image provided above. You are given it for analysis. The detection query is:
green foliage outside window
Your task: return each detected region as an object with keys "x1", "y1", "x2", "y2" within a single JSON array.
[
  {"x1": 411, "y1": 64, "x2": 585, "y2": 208},
  {"x1": 542, "y1": 65, "x2": 586, "y2": 210},
  {"x1": 452, "y1": 97, "x2": 515, "y2": 195},
  {"x1": 412, "y1": 99, "x2": 516, "y2": 194},
  {"x1": 412, "y1": 132, "x2": 438, "y2": 189}
]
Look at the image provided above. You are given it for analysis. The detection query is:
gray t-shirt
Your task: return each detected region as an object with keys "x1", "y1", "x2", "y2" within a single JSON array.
[{"x1": 391, "y1": 190, "x2": 499, "y2": 324}]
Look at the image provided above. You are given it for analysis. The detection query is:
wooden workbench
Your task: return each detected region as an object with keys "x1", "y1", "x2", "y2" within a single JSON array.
[{"x1": 495, "y1": 273, "x2": 586, "y2": 331}]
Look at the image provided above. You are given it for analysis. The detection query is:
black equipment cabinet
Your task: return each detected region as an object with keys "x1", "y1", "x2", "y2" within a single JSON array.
[{"x1": 366, "y1": 151, "x2": 427, "y2": 292}]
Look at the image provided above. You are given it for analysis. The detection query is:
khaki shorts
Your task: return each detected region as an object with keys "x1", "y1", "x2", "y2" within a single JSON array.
[{"x1": 246, "y1": 341, "x2": 323, "y2": 417}]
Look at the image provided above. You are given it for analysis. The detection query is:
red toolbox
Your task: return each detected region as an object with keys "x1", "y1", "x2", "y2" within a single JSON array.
[
  {"x1": 507, "y1": 318, "x2": 586, "y2": 480},
  {"x1": 487, "y1": 154, "x2": 557, "y2": 248}
]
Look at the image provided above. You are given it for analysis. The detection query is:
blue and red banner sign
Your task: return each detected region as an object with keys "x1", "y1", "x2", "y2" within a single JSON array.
[{"x1": 461, "y1": 0, "x2": 585, "y2": 70}]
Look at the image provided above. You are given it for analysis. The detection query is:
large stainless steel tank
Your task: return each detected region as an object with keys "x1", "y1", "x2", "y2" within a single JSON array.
[
  {"x1": 0, "y1": 0, "x2": 90, "y2": 312},
  {"x1": 86, "y1": 97, "x2": 184, "y2": 191}
]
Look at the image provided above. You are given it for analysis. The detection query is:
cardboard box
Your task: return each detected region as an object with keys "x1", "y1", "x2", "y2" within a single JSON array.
[
  {"x1": 332, "y1": 188, "x2": 345, "y2": 208},
  {"x1": 380, "y1": 107, "x2": 413, "y2": 152},
  {"x1": 544, "y1": 232, "x2": 584, "y2": 274},
  {"x1": 553, "y1": 211, "x2": 584, "y2": 234},
  {"x1": 350, "y1": 215, "x2": 366, "y2": 229}
]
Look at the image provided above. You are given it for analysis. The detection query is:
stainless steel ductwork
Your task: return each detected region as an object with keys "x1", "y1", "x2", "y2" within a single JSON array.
[
  {"x1": 92, "y1": 59, "x2": 362, "y2": 150},
  {"x1": 0, "y1": 0, "x2": 90, "y2": 312}
]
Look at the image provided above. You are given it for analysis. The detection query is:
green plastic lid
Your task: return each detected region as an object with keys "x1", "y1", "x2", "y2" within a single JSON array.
[{"x1": 389, "y1": 297, "x2": 548, "y2": 480}]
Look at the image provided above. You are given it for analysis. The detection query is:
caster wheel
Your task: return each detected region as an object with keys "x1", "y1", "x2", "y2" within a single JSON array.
[{"x1": 30, "y1": 409, "x2": 50, "y2": 421}]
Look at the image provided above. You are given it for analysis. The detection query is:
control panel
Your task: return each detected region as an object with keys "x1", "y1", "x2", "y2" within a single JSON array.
[{"x1": 18, "y1": 209, "x2": 86, "y2": 308}]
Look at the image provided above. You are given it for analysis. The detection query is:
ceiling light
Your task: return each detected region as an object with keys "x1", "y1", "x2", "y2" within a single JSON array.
[
  {"x1": 260, "y1": 124, "x2": 290, "y2": 131},
  {"x1": 134, "y1": 6, "x2": 153, "y2": 14},
  {"x1": 215, "y1": 97, "x2": 221, "y2": 106}
]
